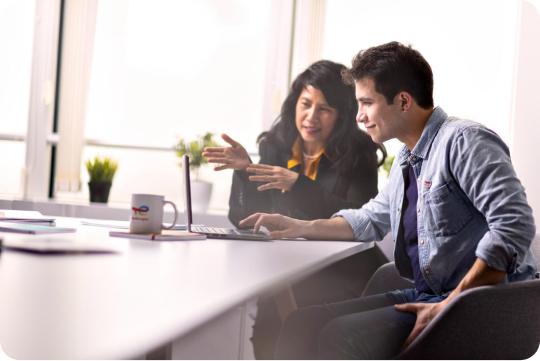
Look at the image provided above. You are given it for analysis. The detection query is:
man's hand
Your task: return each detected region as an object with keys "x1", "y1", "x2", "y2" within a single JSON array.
[
  {"x1": 246, "y1": 164, "x2": 299, "y2": 192},
  {"x1": 202, "y1": 133, "x2": 251, "y2": 171},
  {"x1": 240, "y1": 214, "x2": 355, "y2": 241},
  {"x1": 395, "y1": 258, "x2": 506, "y2": 349},
  {"x1": 394, "y1": 300, "x2": 448, "y2": 348},
  {"x1": 239, "y1": 213, "x2": 308, "y2": 239}
]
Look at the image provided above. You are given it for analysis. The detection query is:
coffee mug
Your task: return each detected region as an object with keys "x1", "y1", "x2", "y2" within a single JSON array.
[{"x1": 129, "y1": 193, "x2": 178, "y2": 234}]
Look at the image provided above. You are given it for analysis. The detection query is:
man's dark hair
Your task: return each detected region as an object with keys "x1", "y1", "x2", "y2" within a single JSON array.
[{"x1": 343, "y1": 41, "x2": 434, "y2": 109}]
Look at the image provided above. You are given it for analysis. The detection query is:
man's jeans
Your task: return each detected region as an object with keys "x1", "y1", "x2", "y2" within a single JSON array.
[{"x1": 274, "y1": 289, "x2": 445, "y2": 360}]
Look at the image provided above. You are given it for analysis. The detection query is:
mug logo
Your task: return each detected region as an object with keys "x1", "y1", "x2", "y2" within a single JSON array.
[{"x1": 132, "y1": 205, "x2": 149, "y2": 215}]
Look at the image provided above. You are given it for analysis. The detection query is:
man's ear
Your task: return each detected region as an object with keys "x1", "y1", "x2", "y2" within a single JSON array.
[{"x1": 399, "y1": 92, "x2": 413, "y2": 112}]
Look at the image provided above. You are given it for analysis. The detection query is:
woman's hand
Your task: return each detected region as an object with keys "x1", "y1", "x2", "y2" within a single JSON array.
[
  {"x1": 246, "y1": 164, "x2": 299, "y2": 192},
  {"x1": 202, "y1": 133, "x2": 251, "y2": 171}
]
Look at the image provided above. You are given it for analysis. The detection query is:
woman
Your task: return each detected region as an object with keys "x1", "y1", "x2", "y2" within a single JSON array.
[
  {"x1": 204, "y1": 60, "x2": 386, "y2": 226},
  {"x1": 203, "y1": 60, "x2": 387, "y2": 359}
]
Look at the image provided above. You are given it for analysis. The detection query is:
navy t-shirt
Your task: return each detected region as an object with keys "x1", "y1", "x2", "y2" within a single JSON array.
[{"x1": 400, "y1": 165, "x2": 432, "y2": 294}]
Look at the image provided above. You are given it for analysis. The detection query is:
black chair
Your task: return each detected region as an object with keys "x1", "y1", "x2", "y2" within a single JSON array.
[{"x1": 362, "y1": 235, "x2": 540, "y2": 359}]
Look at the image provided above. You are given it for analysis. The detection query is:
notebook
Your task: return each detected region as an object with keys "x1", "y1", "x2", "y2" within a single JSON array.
[
  {"x1": 0, "y1": 235, "x2": 119, "y2": 254},
  {"x1": 0, "y1": 209, "x2": 55, "y2": 225},
  {"x1": 0, "y1": 222, "x2": 76, "y2": 234},
  {"x1": 109, "y1": 230, "x2": 206, "y2": 241},
  {"x1": 182, "y1": 155, "x2": 271, "y2": 241}
]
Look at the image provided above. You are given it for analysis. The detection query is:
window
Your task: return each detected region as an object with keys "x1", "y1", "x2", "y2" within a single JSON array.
[
  {"x1": 0, "y1": 0, "x2": 36, "y2": 197},
  {"x1": 54, "y1": 0, "x2": 290, "y2": 212}
]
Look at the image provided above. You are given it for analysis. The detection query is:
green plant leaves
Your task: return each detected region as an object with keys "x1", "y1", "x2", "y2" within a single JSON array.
[
  {"x1": 85, "y1": 156, "x2": 118, "y2": 183},
  {"x1": 175, "y1": 132, "x2": 218, "y2": 169}
]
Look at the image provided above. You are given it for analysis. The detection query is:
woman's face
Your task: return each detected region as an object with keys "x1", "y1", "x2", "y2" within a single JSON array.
[{"x1": 295, "y1": 85, "x2": 338, "y2": 151}]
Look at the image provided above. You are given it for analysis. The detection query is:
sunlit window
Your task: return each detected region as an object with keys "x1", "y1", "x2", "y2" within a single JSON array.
[
  {"x1": 0, "y1": 0, "x2": 36, "y2": 197},
  {"x1": 55, "y1": 0, "x2": 275, "y2": 211}
]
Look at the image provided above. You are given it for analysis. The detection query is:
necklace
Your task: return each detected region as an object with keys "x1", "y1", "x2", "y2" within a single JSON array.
[{"x1": 303, "y1": 152, "x2": 320, "y2": 160}]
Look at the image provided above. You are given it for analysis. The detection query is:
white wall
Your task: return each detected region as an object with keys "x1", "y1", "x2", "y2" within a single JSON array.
[
  {"x1": 321, "y1": 0, "x2": 520, "y2": 158},
  {"x1": 511, "y1": 0, "x2": 540, "y2": 224}
]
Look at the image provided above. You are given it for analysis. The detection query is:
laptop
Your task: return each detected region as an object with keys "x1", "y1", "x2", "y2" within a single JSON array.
[{"x1": 182, "y1": 155, "x2": 271, "y2": 241}]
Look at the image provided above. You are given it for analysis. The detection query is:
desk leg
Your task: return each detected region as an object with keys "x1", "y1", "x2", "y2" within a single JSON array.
[{"x1": 274, "y1": 286, "x2": 298, "y2": 322}]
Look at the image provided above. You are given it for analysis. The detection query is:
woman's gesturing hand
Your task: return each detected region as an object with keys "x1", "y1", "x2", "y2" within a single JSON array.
[
  {"x1": 202, "y1": 133, "x2": 251, "y2": 171},
  {"x1": 246, "y1": 164, "x2": 299, "y2": 192}
]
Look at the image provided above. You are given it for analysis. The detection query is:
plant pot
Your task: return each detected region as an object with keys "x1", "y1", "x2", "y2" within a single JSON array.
[
  {"x1": 88, "y1": 181, "x2": 112, "y2": 203},
  {"x1": 191, "y1": 180, "x2": 212, "y2": 213}
]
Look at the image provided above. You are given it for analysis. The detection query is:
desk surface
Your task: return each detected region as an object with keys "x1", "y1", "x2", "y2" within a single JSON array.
[{"x1": 0, "y1": 217, "x2": 372, "y2": 359}]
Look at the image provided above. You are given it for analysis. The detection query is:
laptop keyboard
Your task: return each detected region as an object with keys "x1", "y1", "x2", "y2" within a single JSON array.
[
  {"x1": 193, "y1": 226, "x2": 239, "y2": 235},
  {"x1": 192, "y1": 225, "x2": 263, "y2": 236}
]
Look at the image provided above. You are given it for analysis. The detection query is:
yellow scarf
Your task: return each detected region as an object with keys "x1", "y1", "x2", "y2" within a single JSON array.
[{"x1": 287, "y1": 138, "x2": 325, "y2": 180}]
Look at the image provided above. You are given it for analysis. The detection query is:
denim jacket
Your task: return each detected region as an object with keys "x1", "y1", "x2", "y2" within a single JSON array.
[{"x1": 335, "y1": 107, "x2": 537, "y2": 295}]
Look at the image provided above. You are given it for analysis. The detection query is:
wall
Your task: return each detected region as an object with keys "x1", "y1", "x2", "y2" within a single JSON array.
[{"x1": 511, "y1": 0, "x2": 540, "y2": 224}]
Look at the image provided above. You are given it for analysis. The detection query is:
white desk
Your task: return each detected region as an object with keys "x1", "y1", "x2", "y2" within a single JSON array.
[{"x1": 0, "y1": 217, "x2": 372, "y2": 359}]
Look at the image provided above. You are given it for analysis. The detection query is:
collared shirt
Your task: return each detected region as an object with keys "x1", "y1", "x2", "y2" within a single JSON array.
[
  {"x1": 334, "y1": 107, "x2": 537, "y2": 295},
  {"x1": 287, "y1": 138, "x2": 325, "y2": 180}
]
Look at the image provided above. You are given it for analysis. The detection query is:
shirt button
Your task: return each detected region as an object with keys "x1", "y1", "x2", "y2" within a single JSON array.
[
  {"x1": 419, "y1": 239, "x2": 425, "y2": 245},
  {"x1": 417, "y1": 208, "x2": 421, "y2": 214}
]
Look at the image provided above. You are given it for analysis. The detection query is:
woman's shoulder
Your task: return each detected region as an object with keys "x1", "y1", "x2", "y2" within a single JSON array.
[{"x1": 257, "y1": 133, "x2": 287, "y2": 164}]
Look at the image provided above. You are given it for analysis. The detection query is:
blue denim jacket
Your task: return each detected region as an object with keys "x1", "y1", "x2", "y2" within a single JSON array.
[{"x1": 335, "y1": 107, "x2": 537, "y2": 295}]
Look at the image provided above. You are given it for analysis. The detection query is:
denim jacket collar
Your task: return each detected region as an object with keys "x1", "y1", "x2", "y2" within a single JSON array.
[{"x1": 398, "y1": 107, "x2": 447, "y2": 167}]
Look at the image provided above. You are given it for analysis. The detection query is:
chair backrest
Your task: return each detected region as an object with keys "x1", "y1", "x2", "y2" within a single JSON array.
[
  {"x1": 376, "y1": 232, "x2": 395, "y2": 261},
  {"x1": 400, "y1": 278, "x2": 540, "y2": 359},
  {"x1": 532, "y1": 233, "x2": 540, "y2": 271},
  {"x1": 400, "y1": 232, "x2": 540, "y2": 359}
]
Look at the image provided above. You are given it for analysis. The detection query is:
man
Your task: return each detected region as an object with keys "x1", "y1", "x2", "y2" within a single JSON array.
[{"x1": 240, "y1": 42, "x2": 537, "y2": 359}]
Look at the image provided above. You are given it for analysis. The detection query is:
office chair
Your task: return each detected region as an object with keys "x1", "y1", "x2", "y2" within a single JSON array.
[{"x1": 361, "y1": 235, "x2": 540, "y2": 359}]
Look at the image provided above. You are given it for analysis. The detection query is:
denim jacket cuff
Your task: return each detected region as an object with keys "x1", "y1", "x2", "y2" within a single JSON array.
[
  {"x1": 332, "y1": 209, "x2": 369, "y2": 241},
  {"x1": 475, "y1": 232, "x2": 518, "y2": 274}
]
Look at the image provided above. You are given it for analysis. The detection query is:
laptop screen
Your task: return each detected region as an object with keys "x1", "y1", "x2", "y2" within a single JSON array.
[{"x1": 182, "y1": 155, "x2": 193, "y2": 232}]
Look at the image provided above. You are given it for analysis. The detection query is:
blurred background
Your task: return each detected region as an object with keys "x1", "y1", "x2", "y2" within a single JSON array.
[{"x1": 1, "y1": 0, "x2": 539, "y2": 220}]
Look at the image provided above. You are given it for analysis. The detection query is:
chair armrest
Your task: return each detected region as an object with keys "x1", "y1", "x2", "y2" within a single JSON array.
[{"x1": 399, "y1": 279, "x2": 540, "y2": 360}]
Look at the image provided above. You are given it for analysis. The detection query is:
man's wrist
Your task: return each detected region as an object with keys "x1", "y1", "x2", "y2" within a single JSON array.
[{"x1": 301, "y1": 219, "x2": 316, "y2": 238}]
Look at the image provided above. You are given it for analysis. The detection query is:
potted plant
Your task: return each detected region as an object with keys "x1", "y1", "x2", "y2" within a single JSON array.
[
  {"x1": 86, "y1": 156, "x2": 118, "y2": 203},
  {"x1": 175, "y1": 132, "x2": 218, "y2": 213},
  {"x1": 381, "y1": 154, "x2": 395, "y2": 178}
]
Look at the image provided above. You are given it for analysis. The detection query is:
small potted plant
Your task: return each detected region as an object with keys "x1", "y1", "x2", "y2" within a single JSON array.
[
  {"x1": 86, "y1": 156, "x2": 118, "y2": 203},
  {"x1": 175, "y1": 132, "x2": 218, "y2": 212},
  {"x1": 381, "y1": 154, "x2": 395, "y2": 178}
]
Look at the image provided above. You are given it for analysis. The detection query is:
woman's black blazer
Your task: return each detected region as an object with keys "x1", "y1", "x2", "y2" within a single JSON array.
[{"x1": 228, "y1": 138, "x2": 379, "y2": 227}]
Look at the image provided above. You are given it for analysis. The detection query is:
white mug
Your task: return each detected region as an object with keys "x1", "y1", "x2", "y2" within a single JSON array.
[{"x1": 129, "y1": 194, "x2": 178, "y2": 234}]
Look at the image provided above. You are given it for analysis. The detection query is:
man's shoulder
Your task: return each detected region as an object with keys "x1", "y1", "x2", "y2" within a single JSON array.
[
  {"x1": 438, "y1": 116, "x2": 497, "y2": 143},
  {"x1": 434, "y1": 116, "x2": 508, "y2": 157},
  {"x1": 442, "y1": 116, "x2": 486, "y2": 133}
]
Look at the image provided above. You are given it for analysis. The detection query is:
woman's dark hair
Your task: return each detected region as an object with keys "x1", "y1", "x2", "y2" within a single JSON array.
[
  {"x1": 342, "y1": 41, "x2": 434, "y2": 109},
  {"x1": 258, "y1": 60, "x2": 386, "y2": 174}
]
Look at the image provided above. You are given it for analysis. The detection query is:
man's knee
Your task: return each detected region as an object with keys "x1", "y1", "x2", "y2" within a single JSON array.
[{"x1": 318, "y1": 316, "x2": 369, "y2": 359}]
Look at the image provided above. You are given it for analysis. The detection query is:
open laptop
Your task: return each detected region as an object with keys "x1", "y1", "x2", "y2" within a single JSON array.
[{"x1": 182, "y1": 155, "x2": 271, "y2": 241}]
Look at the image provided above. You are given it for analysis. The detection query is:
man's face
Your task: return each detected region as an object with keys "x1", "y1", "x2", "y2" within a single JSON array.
[{"x1": 354, "y1": 77, "x2": 402, "y2": 144}]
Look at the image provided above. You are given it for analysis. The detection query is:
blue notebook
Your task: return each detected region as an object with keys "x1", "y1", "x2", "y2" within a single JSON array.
[{"x1": 0, "y1": 222, "x2": 76, "y2": 234}]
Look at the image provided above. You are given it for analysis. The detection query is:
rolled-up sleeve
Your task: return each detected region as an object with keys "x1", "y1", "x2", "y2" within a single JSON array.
[
  {"x1": 332, "y1": 180, "x2": 393, "y2": 242},
  {"x1": 450, "y1": 126, "x2": 535, "y2": 273}
]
